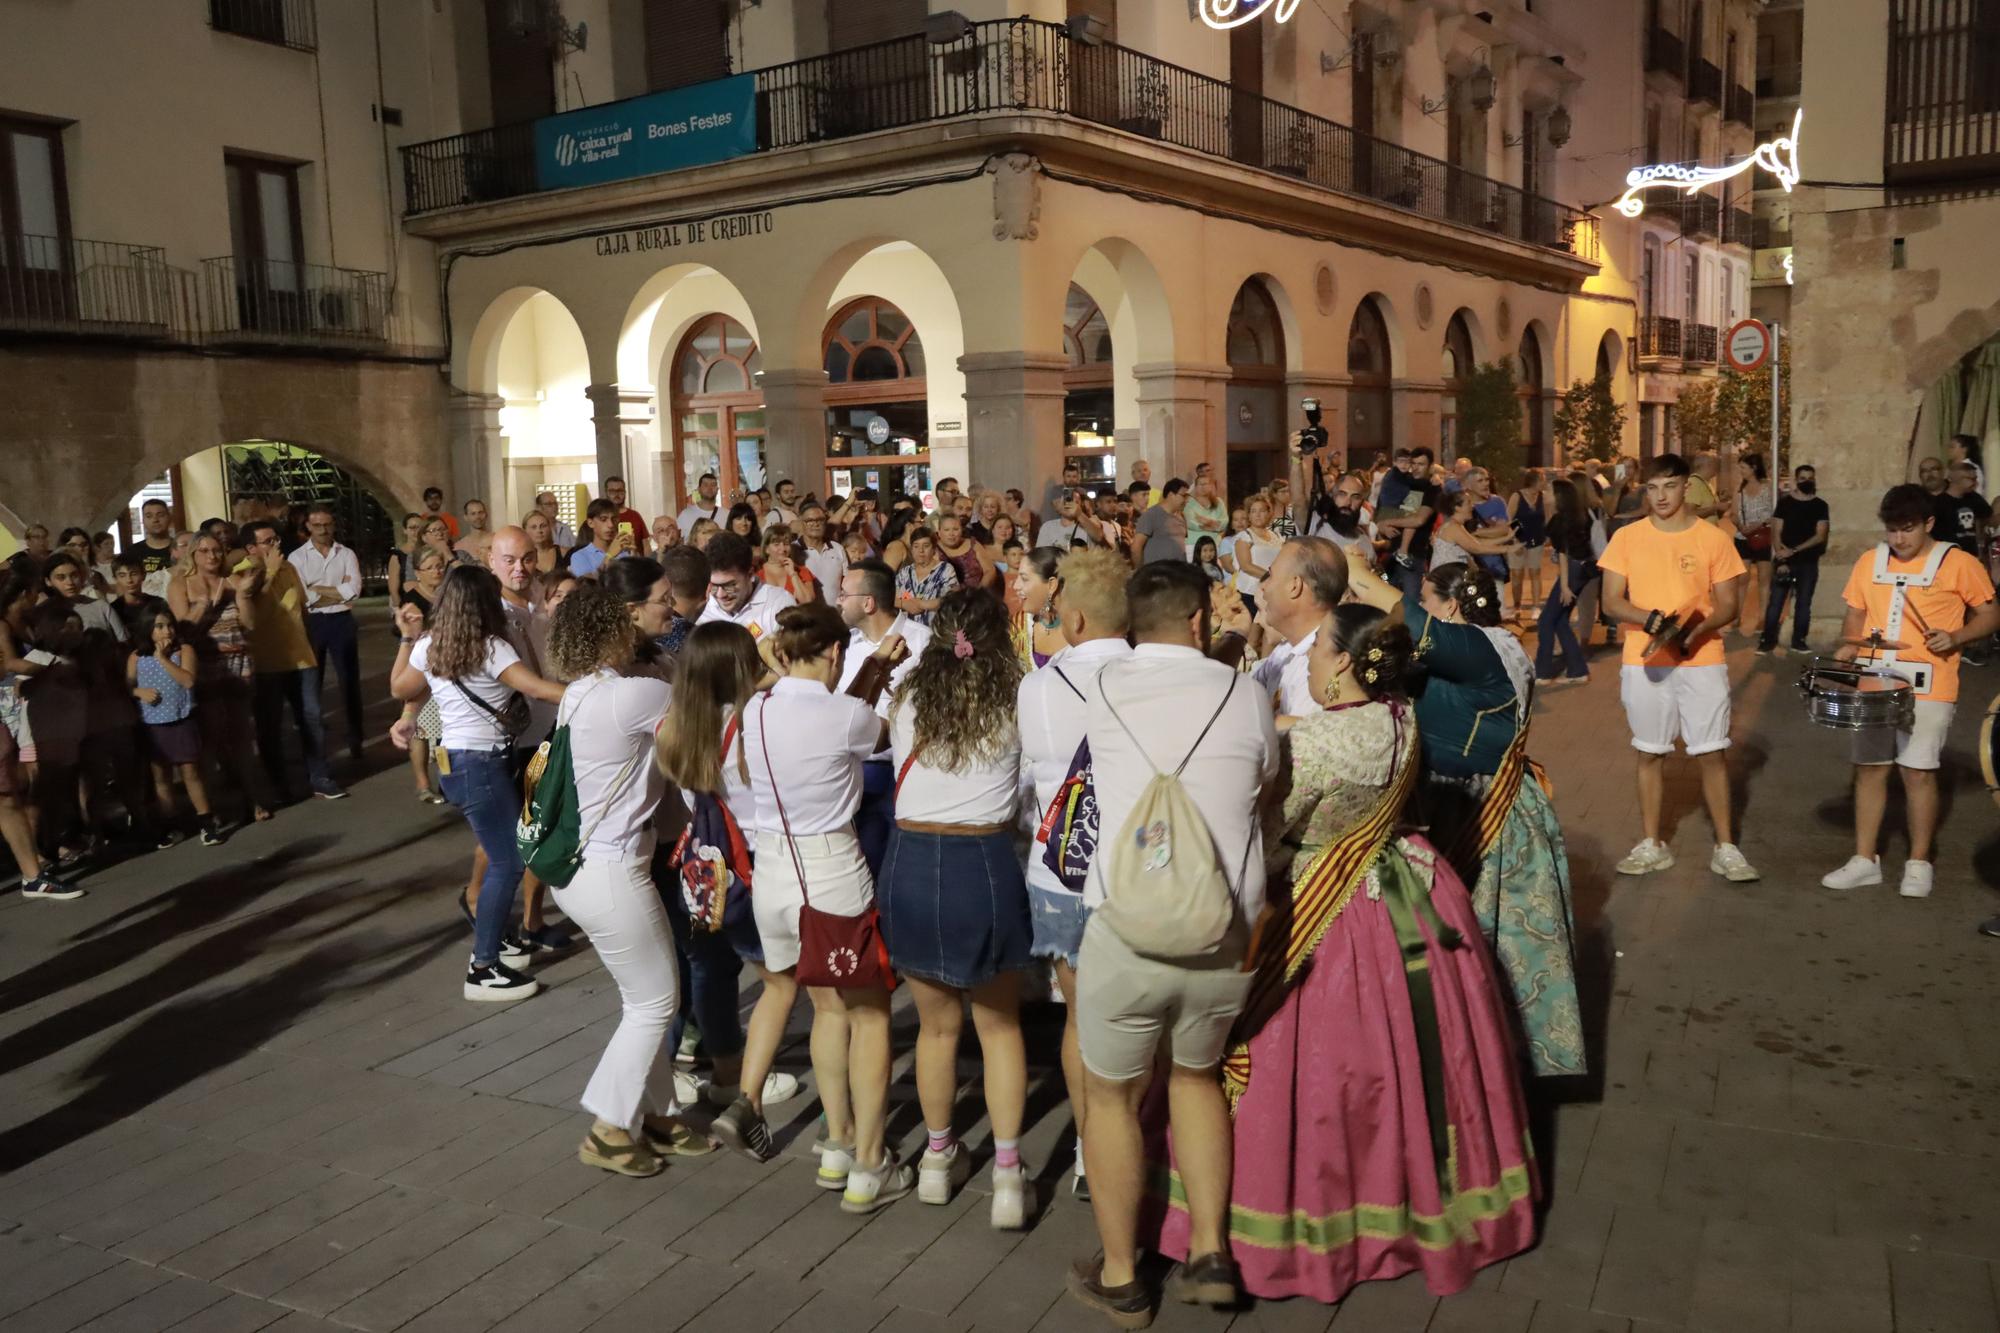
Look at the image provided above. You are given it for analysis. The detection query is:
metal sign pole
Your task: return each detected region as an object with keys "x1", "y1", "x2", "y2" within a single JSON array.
[{"x1": 1769, "y1": 322, "x2": 1782, "y2": 481}]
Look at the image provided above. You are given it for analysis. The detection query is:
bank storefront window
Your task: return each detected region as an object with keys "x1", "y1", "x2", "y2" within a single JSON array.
[
  {"x1": 824, "y1": 297, "x2": 927, "y2": 498},
  {"x1": 673, "y1": 314, "x2": 765, "y2": 505},
  {"x1": 1063, "y1": 284, "x2": 1115, "y2": 487}
]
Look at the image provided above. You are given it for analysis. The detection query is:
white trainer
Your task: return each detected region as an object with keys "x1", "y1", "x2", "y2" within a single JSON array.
[
  {"x1": 917, "y1": 1143, "x2": 967, "y2": 1205},
  {"x1": 1710, "y1": 843, "x2": 1760, "y2": 883},
  {"x1": 991, "y1": 1163, "x2": 1028, "y2": 1230},
  {"x1": 1898, "y1": 860, "x2": 1935, "y2": 899},
  {"x1": 1616, "y1": 839, "x2": 1675, "y2": 875},
  {"x1": 703, "y1": 1072, "x2": 802, "y2": 1108},
  {"x1": 1821, "y1": 855, "x2": 1883, "y2": 891}
]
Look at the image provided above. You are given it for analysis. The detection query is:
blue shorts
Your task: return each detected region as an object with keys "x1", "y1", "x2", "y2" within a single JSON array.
[
  {"x1": 879, "y1": 827, "x2": 1032, "y2": 989},
  {"x1": 1027, "y1": 881, "x2": 1091, "y2": 970}
]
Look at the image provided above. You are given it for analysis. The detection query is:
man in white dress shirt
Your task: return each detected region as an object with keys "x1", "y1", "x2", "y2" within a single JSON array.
[
  {"x1": 287, "y1": 505, "x2": 365, "y2": 762},
  {"x1": 697, "y1": 532, "x2": 795, "y2": 640},
  {"x1": 837, "y1": 558, "x2": 928, "y2": 878},
  {"x1": 1068, "y1": 560, "x2": 1278, "y2": 1322},
  {"x1": 798, "y1": 502, "x2": 849, "y2": 594},
  {"x1": 1250, "y1": 535, "x2": 1349, "y2": 718}
]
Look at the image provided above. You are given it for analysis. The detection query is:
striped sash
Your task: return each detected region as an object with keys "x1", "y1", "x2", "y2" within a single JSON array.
[{"x1": 1450, "y1": 726, "x2": 1552, "y2": 870}]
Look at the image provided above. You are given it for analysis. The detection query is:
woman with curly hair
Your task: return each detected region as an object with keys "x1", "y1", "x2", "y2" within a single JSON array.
[
  {"x1": 1150, "y1": 603, "x2": 1539, "y2": 1302},
  {"x1": 390, "y1": 565, "x2": 565, "y2": 1003},
  {"x1": 1345, "y1": 557, "x2": 1583, "y2": 1078},
  {"x1": 539, "y1": 579, "x2": 712, "y2": 1176},
  {"x1": 880, "y1": 587, "x2": 1032, "y2": 1229}
]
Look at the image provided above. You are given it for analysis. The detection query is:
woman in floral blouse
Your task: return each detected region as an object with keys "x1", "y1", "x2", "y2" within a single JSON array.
[{"x1": 894, "y1": 527, "x2": 958, "y2": 625}]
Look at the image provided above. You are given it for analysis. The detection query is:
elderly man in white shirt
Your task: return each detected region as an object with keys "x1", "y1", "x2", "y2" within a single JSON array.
[
  {"x1": 1249, "y1": 535, "x2": 1349, "y2": 718},
  {"x1": 287, "y1": 504, "x2": 366, "y2": 761},
  {"x1": 1068, "y1": 560, "x2": 1278, "y2": 1323},
  {"x1": 798, "y1": 502, "x2": 850, "y2": 594},
  {"x1": 836, "y1": 558, "x2": 930, "y2": 879},
  {"x1": 696, "y1": 532, "x2": 795, "y2": 640}
]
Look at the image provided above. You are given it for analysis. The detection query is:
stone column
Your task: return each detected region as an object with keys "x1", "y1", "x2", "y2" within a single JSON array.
[
  {"x1": 449, "y1": 391, "x2": 505, "y2": 519},
  {"x1": 755, "y1": 368, "x2": 830, "y2": 497},
  {"x1": 585, "y1": 383, "x2": 632, "y2": 497},
  {"x1": 1134, "y1": 362, "x2": 1230, "y2": 481},
  {"x1": 959, "y1": 351, "x2": 1069, "y2": 493}
]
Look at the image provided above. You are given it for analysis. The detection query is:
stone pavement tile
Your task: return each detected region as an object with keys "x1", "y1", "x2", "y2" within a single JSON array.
[
  {"x1": 288, "y1": 1001, "x2": 478, "y2": 1074},
  {"x1": 1636, "y1": 1046, "x2": 1717, "y2": 1119},
  {"x1": 1817, "y1": 1137, "x2": 2000, "y2": 1262},
  {"x1": 71, "y1": 1147, "x2": 296, "y2": 1252},
  {"x1": 0, "y1": 1227, "x2": 124, "y2": 1321},
  {"x1": 1427, "y1": 1289, "x2": 1536, "y2": 1332},
  {"x1": 771, "y1": 1288, "x2": 897, "y2": 1333},
  {"x1": 269, "y1": 1196, "x2": 492, "y2": 1316},
  {"x1": 1572, "y1": 1108, "x2": 1673, "y2": 1207},
  {"x1": 381, "y1": 982, "x2": 614, "y2": 1088},
  {"x1": 1500, "y1": 1194, "x2": 1615, "y2": 1308},
  {"x1": 232, "y1": 1070, "x2": 439, "y2": 1157},
  {"x1": 580, "y1": 1251, "x2": 747, "y2": 1333},
  {"x1": 669, "y1": 1269, "x2": 819, "y2": 1333},
  {"x1": 812, "y1": 1186, "x2": 978, "y2": 1300},
  {"x1": 209, "y1": 1184, "x2": 440, "y2": 1299},
  {"x1": 0, "y1": 1256, "x2": 170, "y2": 1333},
  {"x1": 1543, "y1": 1103, "x2": 1599, "y2": 1201},
  {"x1": 154, "y1": 1065, "x2": 309, "y2": 1136},
  {"x1": 301, "y1": 1085, "x2": 483, "y2": 1177},
  {"x1": 328, "y1": 1212, "x2": 553, "y2": 1332},
  {"x1": 1709, "y1": 1048, "x2": 1790, "y2": 1130},
  {"x1": 482, "y1": 1239, "x2": 679, "y2": 1333},
  {"x1": 258, "y1": 984, "x2": 415, "y2": 1055},
  {"x1": 257, "y1": 1314, "x2": 350, "y2": 1332},
  {"x1": 1685, "y1": 1218, "x2": 1789, "y2": 1332},
  {"x1": 544, "y1": 1165, "x2": 692, "y2": 1236},
  {"x1": 1219, "y1": 1298, "x2": 1337, "y2": 1333},
  {"x1": 22, "y1": 1136, "x2": 237, "y2": 1236},
  {"x1": 380, "y1": 1098, "x2": 570, "y2": 1192},
  {"x1": 1657, "y1": 1118, "x2": 1836, "y2": 1233},
  {"x1": 0, "y1": 1123, "x2": 194, "y2": 1221},
  {"x1": 460, "y1": 1015, "x2": 618, "y2": 1099},
  {"x1": 165, "y1": 1293, "x2": 292, "y2": 1333},
  {"x1": 1588, "y1": 1206, "x2": 1701, "y2": 1325},
  {"x1": 948, "y1": 1186, "x2": 1095, "y2": 1331},
  {"x1": 1785, "y1": 1234, "x2": 1891, "y2": 1333},
  {"x1": 604, "y1": 1153, "x2": 771, "y2": 1250},
  {"x1": 165, "y1": 1172, "x2": 392, "y2": 1283},
  {"x1": 1886, "y1": 1247, "x2": 1999, "y2": 1333},
  {"x1": 504, "y1": 1048, "x2": 600, "y2": 1111},
  {"x1": 877, "y1": 1308, "x2": 970, "y2": 1333},
  {"x1": 1524, "y1": 1305, "x2": 1630, "y2": 1333},
  {"x1": 431, "y1": 1121, "x2": 594, "y2": 1210},
  {"x1": 735, "y1": 1167, "x2": 874, "y2": 1283},
  {"x1": 668, "y1": 1159, "x2": 828, "y2": 1267},
  {"x1": 1321, "y1": 1270, "x2": 1437, "y2": 1329},
  {"x1": 877, "y1": 1190, "x2": 1030, "y2": 1316},
  {"x1": 144, "y1": 1052, "x2": 290, "y2": 1119},
  {"x1": 69, "y1": 1273, "x2": 230, "y2": 1333},
  {"x1": 394, "y1": 1224, "x2": 614, "y2": 1333}
]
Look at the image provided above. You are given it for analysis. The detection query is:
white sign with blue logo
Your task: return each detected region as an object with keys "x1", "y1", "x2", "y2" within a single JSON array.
[{"x1": 535, "y1": 75, "x2": 757, "y2": 191}]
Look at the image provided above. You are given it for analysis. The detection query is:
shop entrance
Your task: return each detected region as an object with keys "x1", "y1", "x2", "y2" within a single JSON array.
[
  {"x1": 823, "y1": 297, "x2": 930, "y2": 500},
  {"x1": 672, "y1": 313, "x2": 767, "y2": 506}
]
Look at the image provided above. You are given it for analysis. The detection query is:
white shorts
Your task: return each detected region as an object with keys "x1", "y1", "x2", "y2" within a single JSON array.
[
  {"x1": 751, "y1": 829, "x2": 875, "y2": 974},
  {"x1": 1621, "y1": 664, "x2": 1733, "y2": 756},
  {"x1": 1852, "y1": 698, "x2": 1954, "y2": 771}
]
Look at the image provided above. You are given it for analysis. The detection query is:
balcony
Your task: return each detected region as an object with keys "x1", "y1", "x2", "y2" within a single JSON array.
[
  {"x1": 1685, "y1": 323, "x2": 1719, "y2": 364},
  {"x1": 1667, "y1": 193, "x2": 1722, "y2": 239},
  {"x1": 198, "y1": 256, "x2": 389, "y2": 348},
  {"x1": 1724, "y1": 207, "x2": 1755, "y2": 247},
  {"x1": 1646, "y1": 29, "x2": 1686, "y2": 81},
  {"x1": 1688, "y1": 57, "x2": 1723, "y2": 107},
  {"x1": 1726, "y1": 83, "x2": 1755, "y2": 127},
  {"x1": 0, "y1": 234, "x2": 194, "y2": 339},
  {"x1": 1887, "y1": 0, "x2": 2000, "y2": 193},
  {"x1": 209, "y1": 0, "x2": 316, "y2": 52},
  {"x1": 1752, "y1": 216, "x2": 1793, "y2": 249},
  {"x1": 1756, "y1": 61, "x2": 1802, "y2": 99},
  {"x1": 400, "y1": 18, "x2": 1596, "y2": 262},
  {"x1": 1639, "y1": 315, "x2": 1682, "y2": 361}
]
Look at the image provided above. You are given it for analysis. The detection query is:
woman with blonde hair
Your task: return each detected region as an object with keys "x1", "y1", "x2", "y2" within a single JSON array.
[
  {"x1": 523, "y1": 509, "x2": 569, "y2": 578},
  {"x1": 168, "y1": 531, "x2": 268, "y2": 824},
  {"x1": 1233, "y1": 492, "x2": 1282, "y2": 614}
]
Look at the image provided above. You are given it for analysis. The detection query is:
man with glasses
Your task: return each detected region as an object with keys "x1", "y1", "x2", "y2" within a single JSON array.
[
  {"x1": 243, "y1": 519, "x2": 344, "y2": 802},
  {"x1": 696, "y1": 532, "x2": 794, "y2": 639},
  {"x1": 603, "y1": 475, "x2": 650, "y2": 556},
  {"x1": 287, "y1": 505, "x2": 365, "y2": 764},
  {"x1": 837, "y1": 558, "x2": 927, "y2": 878},
  {"x1": 533, "y1": 491, "x2": 575, "y2": 549},
  {"x1": 797, "y1": 502, "x2": 848, "y2": 592}
]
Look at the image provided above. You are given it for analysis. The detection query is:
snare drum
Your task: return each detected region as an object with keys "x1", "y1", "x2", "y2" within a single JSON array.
[
  {"x1": 1979, "y1": 691, "x2": 2000, "y2": 792},
  {"x1": 1798, "y1": 658, "x2": 1917, "y2": 732}
]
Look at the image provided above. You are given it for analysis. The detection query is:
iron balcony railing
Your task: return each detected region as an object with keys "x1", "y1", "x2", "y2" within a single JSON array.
[
  {"x1": 1639, "y1": 315, "x2": 1683, "y2": 360},
  {"x1": 1688, "y1": 57, "x2": 1723, "y2": 106},
  {"x1": 1685, "y1": 323, "x2": 1719, "y2": 364},
  {"x1": 209, "y1": 0, "x2": 316, "y2": 52},
  {"x1": 1757, "y1": 62, "x2": 1802, "y2": 99},
  {"x1": 401, "y1": 18, "x2": 1594, "y2": 259},
  {"x1": 1726, "y1": 83, "x2": 1755, "y2": 126},
  {"x1": 0, "y1": 233, "x2": 194, "y2": 338},
  {"x1": 1752, "y1": 216, "x2": 1793, "y2": 249},
  {"x1": 198, "y1": 256, "x2": 389, "y2": 346},
  {"x1": 1723, "y1": 207, "x2": 1755, "y2": 247},
  {"x1": 1887, "y1": 0, "x2": 2000, "y2": 191},
  {"x1": 1647, "y1": 29, "x2": 1686, "y2": 80}
]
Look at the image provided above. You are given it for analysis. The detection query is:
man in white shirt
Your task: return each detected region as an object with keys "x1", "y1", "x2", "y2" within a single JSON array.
[
  {"x1": 1069, "y1": 560, "x2": 1277, "y2": 1322},
  {"x1": 763, "y1": 478, "x2": 801, "y2": 531},
  {"x1": 1249, "y1": 536, "x2": 1349, "y2": 717},
  {"x1": 534, "y1": 490, "x2": 576, "y2": 549},
  {"x1": 287, "y1": 505, "x2": 365, "y2": 762},
  {"x1": 1044, "y1": 488, "x2": 1102, "y2": 550},
  {"x1": 678, "y1": 472, "x2": 723, "y2": 536},
  {"x1": 697, "y1": 531, "x2": 795, "y2": 639},
  {"x1": 837, "y1": 558, "x2": 930, "y2": 878},
  {"x1": 798, "y1": 502, "x2": 849, "y2": 593}
]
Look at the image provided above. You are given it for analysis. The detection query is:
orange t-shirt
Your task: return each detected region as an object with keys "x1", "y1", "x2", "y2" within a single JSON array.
[
  {"x1": 1839, "y1": 543, "x2": 1997, "y2": 703},
  {"x1": 1597, "y1": 516, "x2": 1748, "y2": 667}
]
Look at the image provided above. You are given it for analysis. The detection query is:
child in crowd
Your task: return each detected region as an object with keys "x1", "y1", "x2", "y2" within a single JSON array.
[{"x1": 129, "y1": 610, "x2": 222, "y2": 846}]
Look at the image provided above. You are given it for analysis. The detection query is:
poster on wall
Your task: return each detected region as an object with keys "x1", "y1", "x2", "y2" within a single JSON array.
[{"x1": 534, "y1": 75, "x2": 757, "y2": 191}]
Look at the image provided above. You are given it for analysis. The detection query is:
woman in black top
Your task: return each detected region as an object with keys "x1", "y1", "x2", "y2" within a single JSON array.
[{"x1": 1533, "y1": 477, "x2": 1598, "y2": 684}]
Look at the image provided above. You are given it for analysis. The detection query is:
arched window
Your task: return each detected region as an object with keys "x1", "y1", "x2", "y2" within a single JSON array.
[
  {"x1": 1596, "y1": 332, "x2": 1617, "y2": 383},
  {"x1": 1348, "y1": 297, "x2": 1393, "y2": 458},
  {"x1": 822, "y1": 297, "x2": 930, "y2": 499},
  {"x1": 1225, "y1": 279, "x2": 1287, "y2": 499},
  {"x1": 1441, "y1": 311, "x2": 1475, "y2": 457},
  {"x1": 671, "y1": 313, "x2": 766, "y2": 508},
  {"x1": 1226, "y1": 281, "x2": 1284, "y2": 374},
  {"x1": 1518, "y1": 327, "x2": 1548, "y2": 466},
  {"x1": 1064, "y1": 283, "x2": 1115, "y2": 486}
]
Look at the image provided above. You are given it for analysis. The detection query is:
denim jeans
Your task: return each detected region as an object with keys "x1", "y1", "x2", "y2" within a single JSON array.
[
  {"x1": 439, "y1": 748, "x2": 523, "y2": 967},
  {"x1": 1389, "y1": 554, "x2": 1426, "y2": 600},
  {"x1": 253, "y1": 668, "x2": 332, "y2": 794},
  {"x1": 854, "y1": 760, "x2": 895, "y2": 882},
  {"x1": 1760, "y1": 560, "x2": 1819, "y2": 649},
  {"x1": 305, "y1": 612, "x2": 364, "y2": 757},
  {"x1": 658, "y1": 871, "x2": 749, "y2": 1064},
  {"x1": 1535, "y1": 563, "x2": 1596, "y2": 680}
]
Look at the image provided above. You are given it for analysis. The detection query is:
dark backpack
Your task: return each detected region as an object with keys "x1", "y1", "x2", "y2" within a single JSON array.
[
  {"x1": 674, "y1": 717, "x2": 753, "y2": 934},
  {"x1": 1034, "y1": 667, "x2": 1096, "y2": 893}
]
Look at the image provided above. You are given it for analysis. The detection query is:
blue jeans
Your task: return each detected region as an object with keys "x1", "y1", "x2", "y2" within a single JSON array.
[
  {"x1": 439, "y1": 748, "x2": 523, "y2": 967},
  {"x1": 1535, "y1": 563, "x2": 1596, "y2": 680},
  {"x1": 254, "y1": 668, "x2": 332, "y2": 794},
  {"x1": 659, "y1": 880, "x2": 750, "y2": 1063},
  {"x1": 1760, "y1": 560, "x2": 1819, "y2": 649},
  {"x1": 305, "y1": 611, "x2": 364, "y2": 757},
  {"x1": 1389, "y1": 554, "x2": 1425, "y2": 600},
  {"x1": 854, "y1": 761, "x2": 895, "y2": 882}
]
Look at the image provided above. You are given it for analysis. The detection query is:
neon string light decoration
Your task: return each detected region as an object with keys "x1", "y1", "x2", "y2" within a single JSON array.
[
  {"x1": 1614, "y1": 110, "x2": 1801, "y2": 218},
  {"x1": 1198, "y1": 0, "x2": 1301, "y2": 30}
]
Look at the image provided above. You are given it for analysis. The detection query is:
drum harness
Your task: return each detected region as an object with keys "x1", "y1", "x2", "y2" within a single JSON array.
[{"x1": 1866, "y1": 541, "x2": 1949, "y2": 697}]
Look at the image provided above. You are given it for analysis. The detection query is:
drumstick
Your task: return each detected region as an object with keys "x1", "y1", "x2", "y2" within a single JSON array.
[{"x1": 1904, "y1": 601, "x2": 1932, "y2": 637}]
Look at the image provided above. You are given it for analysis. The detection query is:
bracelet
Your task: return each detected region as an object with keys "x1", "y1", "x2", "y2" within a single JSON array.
[{"x1": 400, "y1": 637, "x2": 419, "y2": 645}]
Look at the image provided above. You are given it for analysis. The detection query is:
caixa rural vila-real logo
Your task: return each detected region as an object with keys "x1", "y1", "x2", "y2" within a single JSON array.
[{"x1": 553, "y1": 133, "x2": 580, "y2": 168}]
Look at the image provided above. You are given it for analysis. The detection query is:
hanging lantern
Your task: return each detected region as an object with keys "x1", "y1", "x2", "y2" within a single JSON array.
[
  {"x1": 1469, "y1": 63, "x2": 1497, "y2": 111},
  {"x1": 1548, "y1": 103, "x2": 1573, "y2": 147}
]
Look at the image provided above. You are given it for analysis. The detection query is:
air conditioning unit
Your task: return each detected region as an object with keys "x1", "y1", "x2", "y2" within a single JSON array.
[{"x1": 313, "y1": 288, "x2": 381, "y2": 338}]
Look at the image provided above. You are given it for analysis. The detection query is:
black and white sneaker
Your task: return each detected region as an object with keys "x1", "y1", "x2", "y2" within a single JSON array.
[
  {"x1": 499, "y1": 932, "x2": 534, "y2": 964},
  {"x1": 710, "y1": 1095, "x2": 776, "y2": 1162},
  {"x1": 21, "y1": 875, "x2": 84, "y2": 902},
  {"x1": 463, "y1": 961, "x2": 539, "y2": 1002},
  {"x1": 312, "y1": 784, "x2": 350, "y2": 801},
  {"x1": 199, "y1": 822, "x2": 227, "y2": 847}
]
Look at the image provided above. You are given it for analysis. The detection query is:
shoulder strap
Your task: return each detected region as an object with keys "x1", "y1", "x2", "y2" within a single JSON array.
[
  {"x1": 719, "y1": 713, "x2": 741, "y2": 765},
  {"x1": 452, "y1": 677, "x2": 512, "y2": 728},
  {"x1": 755, "y1": 695, "x2": 813, "y2": 906},
  {"x1": 1101, "y1": 663, "x2": 1238, "y2": 779},
  {"x1": 1051, "y1": 664, "x2": 1085, "y2": 702},
  {"x1": 895, "y1": 738, "x2": 926, "y2": 798}
]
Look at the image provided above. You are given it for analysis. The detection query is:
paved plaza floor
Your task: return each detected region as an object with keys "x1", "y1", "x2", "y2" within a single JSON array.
[{"x1": 2, "y1": 614, "x2": 1998, "y2": 1333}]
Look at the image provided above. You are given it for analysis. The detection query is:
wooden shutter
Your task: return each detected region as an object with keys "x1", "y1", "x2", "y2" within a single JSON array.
[
  {"x1": 645, "y1": 0, "x2": 731, "y2": 92},
  {"x1": 484, "y1": 0, "x2": 554, "y2": 123},
  {"x1": 828, "y1": 0, "x2": 926, "y2": 50}
]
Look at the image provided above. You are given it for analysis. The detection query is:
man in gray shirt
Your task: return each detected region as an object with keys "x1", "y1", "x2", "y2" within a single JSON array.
[{"x1": 1132, "y1": 478, "x2": 1190, "y2": 566}]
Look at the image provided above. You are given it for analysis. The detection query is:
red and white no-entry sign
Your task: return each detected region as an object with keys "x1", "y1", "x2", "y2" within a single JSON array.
[{"x1": 1724, "y1": 318, "x2": 1773, "y2": 372}]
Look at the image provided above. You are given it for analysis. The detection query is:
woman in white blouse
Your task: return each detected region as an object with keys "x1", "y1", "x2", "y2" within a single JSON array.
[
  {"x1": 1233, "y1": 493, "x2": 1282, "y2": 614},
  {"x1": 881, "y1": 588, "x2": 1033, "y2": 1229},
  {"x1": 738, "y1": 602, "x2": 912, "y2": 1212}
]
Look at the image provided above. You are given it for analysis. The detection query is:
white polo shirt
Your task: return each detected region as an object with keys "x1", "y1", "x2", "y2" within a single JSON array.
[
  {"x1": 801, "y1": 540, "x2": 849, "y2": 596},
  {"x1": 698, "y1": 580, "x2": 796, "y2": 640},
  {"x1": 1017, "y1": 638, "x2": 1132, "y2": 894},
  {"x1": 1252, "y1": 624, "x2": 1318, "y2": 718},
  {"x1": 741, "y1": 679, "x2": 883, "y2": 836},
  {"x1": 837, "y1": 613, "x2": 931, "y2": 721},
  {"x1": 1084, "y1": 644, "x2": 1278, "y2": 917},
  {"x1": 563, "y1": 670, "x2": 672, "y2": 860}
]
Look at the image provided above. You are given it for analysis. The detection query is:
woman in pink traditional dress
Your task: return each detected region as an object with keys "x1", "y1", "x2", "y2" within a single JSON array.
[{"x1": 1146, "y1": 602, "x2": 1538, "y2": 1304}]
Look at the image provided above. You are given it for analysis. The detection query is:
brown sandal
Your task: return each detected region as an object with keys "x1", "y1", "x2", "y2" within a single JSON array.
[
  {"x1": 578, "y1": 1130, "x2": 664, "y2": 1177},
  {"x1": 644, "y1": 1118, "x2": 718, "y2": 1157}
]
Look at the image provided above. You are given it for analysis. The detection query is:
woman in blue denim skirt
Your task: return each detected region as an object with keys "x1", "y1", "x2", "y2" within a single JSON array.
[
  {"x1": 391, "y1": 566, "x2": 565, "y2": 1002},
  {"x1": 881, "y1": 587, "x2": 1034, "y2": 1230}
]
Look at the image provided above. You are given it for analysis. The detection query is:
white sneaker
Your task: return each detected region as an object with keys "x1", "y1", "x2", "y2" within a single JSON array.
[
  {"x1": 841, "y1": 1151, "x2": 915, "y2": 1214},
  {"x1": 1821, "y1": 855, "x2": 1883, "y2": 891},
  {"x1": 991, "y1": 1163, "x2": 1028, "y2": 1230},
  {"x1": 1899, "y1": 860, "x2": 1935, "y2": 899},
  {"x1": 816, "y1": 1142, "x2": 853, "y2": 1192},
  {"x1": 1710, "y1": 844, "x2": 1760, "y2": 883},
  {"x1": 1616, "y1": 839, "x2": 1675, "y2": 875},
  {"x1": 918, "y1": 1143, "x2": 968, "y2": 1205},
  {"x1": 702, "y1": 1072, "x2": 802, "y2": 1108},
  {"x1": 673, "y1": 1069, "x2": 701, "y2": 1107}
]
